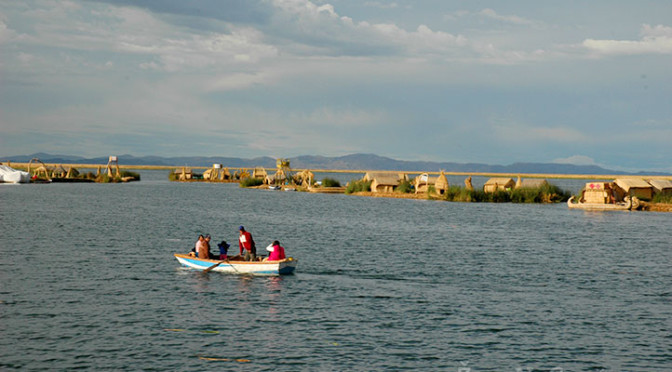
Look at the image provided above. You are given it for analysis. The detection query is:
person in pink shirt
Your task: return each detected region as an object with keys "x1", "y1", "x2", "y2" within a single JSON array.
[{"x1": 265, "y1": 240, "x2": 286, "y2": 261}]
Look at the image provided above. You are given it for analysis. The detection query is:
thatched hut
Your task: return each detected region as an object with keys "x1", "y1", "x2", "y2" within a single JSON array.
[
  {"x1": 266, "y1": 169, "x2": 288, "y2": 185},
  {"x1": 294, "y1": 170, "x2": 315, "y2": 187},
  {"x1": 516, "y1": 178, "x2": 549, "y2": 189},
  {"x1": 176, "y1": 167, "x2": 194, "y2": 181},
  {"x1": 647, "y1": 179, "x2": 672, "y2": 196},
  {"x1": 363, "y1": 172, "x2": 408, "y2": 183},
  {"x1": 252, "y1": 167, "x2": 267, "y2": 180},
  {"x1": 614, "y1": 178, "x2": 653, "y2": 200},
  {"x1": 435, "y1": 171, "x2": 449, "y2": 195},
  {"x1": 371, "y1": 174, "x2": 402, "y2": 193},
  {"x1": 51, "y1": 165, "x2": 67, "y2": 178},
  {"x1": 484, "y1": 178, "x2": 515, "y2": 193}
]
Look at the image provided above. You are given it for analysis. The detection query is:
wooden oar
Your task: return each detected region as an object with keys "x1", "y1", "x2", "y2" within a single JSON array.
[{"x1": 203, "y1": 261, "x2": 224, "y2": 273}]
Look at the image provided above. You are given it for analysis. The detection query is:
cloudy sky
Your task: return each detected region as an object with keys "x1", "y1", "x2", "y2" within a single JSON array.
[{"x1": 1, "y1": 0, "x2": 671, "y2": 171}]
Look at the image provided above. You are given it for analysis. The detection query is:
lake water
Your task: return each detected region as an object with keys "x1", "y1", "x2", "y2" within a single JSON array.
[{"x1": 1, "y1": 171, "x2": 670, "y2": 371}]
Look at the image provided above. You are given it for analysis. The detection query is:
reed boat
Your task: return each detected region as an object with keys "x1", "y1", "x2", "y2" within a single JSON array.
[
  {"x1": 567, "y1": 195, "x2": 638, "y2": 211},
  {"x1": 174, "y1": 253, "x2": 297, "y2": 275},
  {"x1": 567, "y1": 181, "x2": 640, "y2": 211}
]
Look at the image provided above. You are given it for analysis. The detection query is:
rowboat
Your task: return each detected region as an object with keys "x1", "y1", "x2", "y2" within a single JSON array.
[{"x1": 174, "y1": 253, "x2": 297, "y2": 275}]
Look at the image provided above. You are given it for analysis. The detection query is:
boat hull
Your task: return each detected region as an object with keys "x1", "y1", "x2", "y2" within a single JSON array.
[
  {"x1": 174, "y1": 254, "x2": 297, "y2": 275},
  {"x1": 567, "y1": 196, "x2": 638, "y2": 211}
]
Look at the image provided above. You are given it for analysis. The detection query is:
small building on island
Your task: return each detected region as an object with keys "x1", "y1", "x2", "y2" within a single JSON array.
[
  {"x1": 364, "y1": 172, "x2": 408, "y2": 193},
  {"x1": 435, "y1": 172, "x2": 449, "y2": 195},
  {"x1": 484, "y1": 177, "x2": 515, "y2": 193},
  {"x1": 515, "y1": 177, "x2": 549, "y2": 189},
  {"x1": 614, "y1": 178, "x2": 654, "y2": 200},
  {"x1": 252, "y1": 167, "x2": 268, "y2": 180},
  {"x1": 414, "y1": 172, "x2": 449, "y2": 195},
  {"x1": 647, "y1": 179, "x2": 672, "y2": 196}
]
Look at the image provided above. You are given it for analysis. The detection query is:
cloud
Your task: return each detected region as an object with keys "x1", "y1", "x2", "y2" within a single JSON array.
[
  {"x1": 553, "y1": 155, "x2": 597, "y2": 166},
  {"x1": 583, "y1": 24, "x2": 672, "y2": 55},
  {"x1": 268, "y1": 0, "x2": 468, "y2": 58},
  {"x1": 478, "y1": 8, "x2": 539, "y2": 27},
  {"x1": 364, "y1": 2, "x2": 398, "y2": 9},
  {"x1": 492, "y1": 120, "x2": 587, "y2": 143}
]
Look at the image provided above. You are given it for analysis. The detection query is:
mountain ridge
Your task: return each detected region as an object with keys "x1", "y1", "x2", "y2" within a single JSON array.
[{"x1": 2, "y1": 153, "x2": 668, "y2": 176}]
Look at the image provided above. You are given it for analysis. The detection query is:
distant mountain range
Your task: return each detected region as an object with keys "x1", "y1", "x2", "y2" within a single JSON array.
[{"x1": 2, "y1": 152, "x2": 668, "y2": 175}]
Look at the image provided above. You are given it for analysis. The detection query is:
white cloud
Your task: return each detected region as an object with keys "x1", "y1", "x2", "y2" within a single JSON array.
[
  {"x1": 205, "y1": 72, "x2": 271, "y2": 92},
  {"x1": 0, "y1": 19, "x2": 18, "y2": 44},
  {"x1": 583, "y1": 24, "x2": 672, "y2": 55},
  {"x1": 269, "y1": 0, "x2": 468, "y2": 57},
  {"x1": 479, "y1": 8, "x2": 539, "y2": 27},
  {"x1": 492, "y1": 120, "x2": 587, "y2": 143},
  {"x1": 364, "y1": 2, "x2": 398, "y2": 9},
  {"x1": 553, "y1": 155, "x2": 597, "y2": 166}
]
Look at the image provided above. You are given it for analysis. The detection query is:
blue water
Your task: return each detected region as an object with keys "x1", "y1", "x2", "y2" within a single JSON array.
[{"x1": 1, "y1": 171, "x2": 670, "y2": 371}]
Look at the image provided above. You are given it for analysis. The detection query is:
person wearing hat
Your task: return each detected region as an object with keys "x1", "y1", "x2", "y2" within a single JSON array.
[
  {"x1": 238, "y1": 226, "x2": 256, "y2": 261},
  {"x1": 217, "y1": 241, "x2": 230, "y2": 260}
]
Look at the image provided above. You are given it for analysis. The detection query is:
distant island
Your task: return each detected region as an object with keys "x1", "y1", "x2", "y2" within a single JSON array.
[{"x1": 2, "y1": 152, "x2": 670, "y2": 176}]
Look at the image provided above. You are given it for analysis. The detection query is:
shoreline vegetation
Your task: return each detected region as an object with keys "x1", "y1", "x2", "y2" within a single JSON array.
[
  {"x1": 7, "y1": 161, "x2": 672, "y2": 180},
  {"x1": 6, "y1": 161, "x2": 672, "y2": 211}
]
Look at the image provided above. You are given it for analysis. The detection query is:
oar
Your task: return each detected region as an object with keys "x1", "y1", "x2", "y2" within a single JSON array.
[{"x1": 203, "y1": 261, "x2": 224, "y2": 273}]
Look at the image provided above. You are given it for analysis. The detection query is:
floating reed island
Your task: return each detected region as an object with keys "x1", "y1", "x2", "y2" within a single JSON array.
[
  {"x1": 4, "y1": 156, "x2": 140, "y2": 183},
  {"x1": 343, "y1": 172, "x2": 572, "y2": 204},
  {"x1": 166, "y1": 158, "x2": 672, "y2": 211}
]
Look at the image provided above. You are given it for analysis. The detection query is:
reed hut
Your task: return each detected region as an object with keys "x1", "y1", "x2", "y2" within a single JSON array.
[
  {"x1": 219, "y1": 167, "x2": 231, "y2": 181},
  {"x1": 484, "y1": 178, "x2": 515, "y2": 193},
  {"x1": 294, "y1": 170, "x2": 315, "y2": 187},
  {"x1": 266, "y1": 169, "x2": 288, "y2": 185},
  {"x1": 435, "y1": 171, "x2": 449, "y2": 195},
  {"x1": 370, "y1": 174, "x2": 402, "y2": 193},
  {"x1": 516, "y1": 178, "x2": 549, "y2": 189},
  {"x1": 647, "y1": 179, "x2": 672, "y2": 196},
  {"x1": 252, "y1": 167, "x2": 267, "y2": 180},
  {"x1": 51, "y1": 165, "x2": 67, "y2": 178},
  {"x1": 363, "y1": 172, "x2": 408, "y2": 183},
  {"x1": 176, "y1": 167, "x2": 194, "y2": 181},
  {"x1": 614, "y1": 178, "x2": 653, "y2": 200}
]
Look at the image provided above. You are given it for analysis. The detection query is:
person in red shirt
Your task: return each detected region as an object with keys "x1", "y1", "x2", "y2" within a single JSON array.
[
  {"x1": 265, "y1": 240, "x2": 286, "y2": 261},
  {"x1": 238, "y1": 226, "x2": 256, "y2": 261}
]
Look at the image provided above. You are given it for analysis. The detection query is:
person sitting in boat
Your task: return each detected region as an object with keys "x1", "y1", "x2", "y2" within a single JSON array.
[
  {"x1": 264, "y1": 240, "x2": 286, "y2": 261},
  {"x1": 238, "y1": 226, "x2": 257, "y2": 261},
  {"x1": 191, "y1": 234, "x2": 205, "y2": 257},
  {"x1": 217, "y1": 241, "x2": 230, "y2": 260},
  {"x1": 198, "y1": 234, "x2": 212, "y2": 259}
]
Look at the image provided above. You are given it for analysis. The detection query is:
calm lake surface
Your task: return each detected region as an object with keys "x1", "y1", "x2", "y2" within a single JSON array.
[{"x1": 1, "y1": 171, "x2": 671, "y2": 371}]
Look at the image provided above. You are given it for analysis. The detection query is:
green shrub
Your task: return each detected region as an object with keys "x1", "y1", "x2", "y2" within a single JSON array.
[
  {"x1": 96, "y1": 174, "x2": 111, "y2": 183},
  {"x1": 120, "y1": 171, "x2": 140, "y2": 181},
  {"x1": 397, "y1": 180, "x2": 413, "y2": 193},
  {"x1": 652, "y1": 193, "x2": 672, "y2": 204},
  {"x1": 240, "y1": 177, "x2": 264, "y2": 187},
  {"x1": 345, "y1": 179, "x2": 371, "y2": 194},
  {"x1": 510, "y1": 188, "x2": 540, "y2": 203},
  {"x1": 322, "y1": 177, "x2": 341, "y2": 188}
]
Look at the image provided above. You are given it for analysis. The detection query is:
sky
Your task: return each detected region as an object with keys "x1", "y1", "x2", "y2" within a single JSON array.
[{"x1": 1, "y1": 0, "x2": 671, "y2": 172}]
